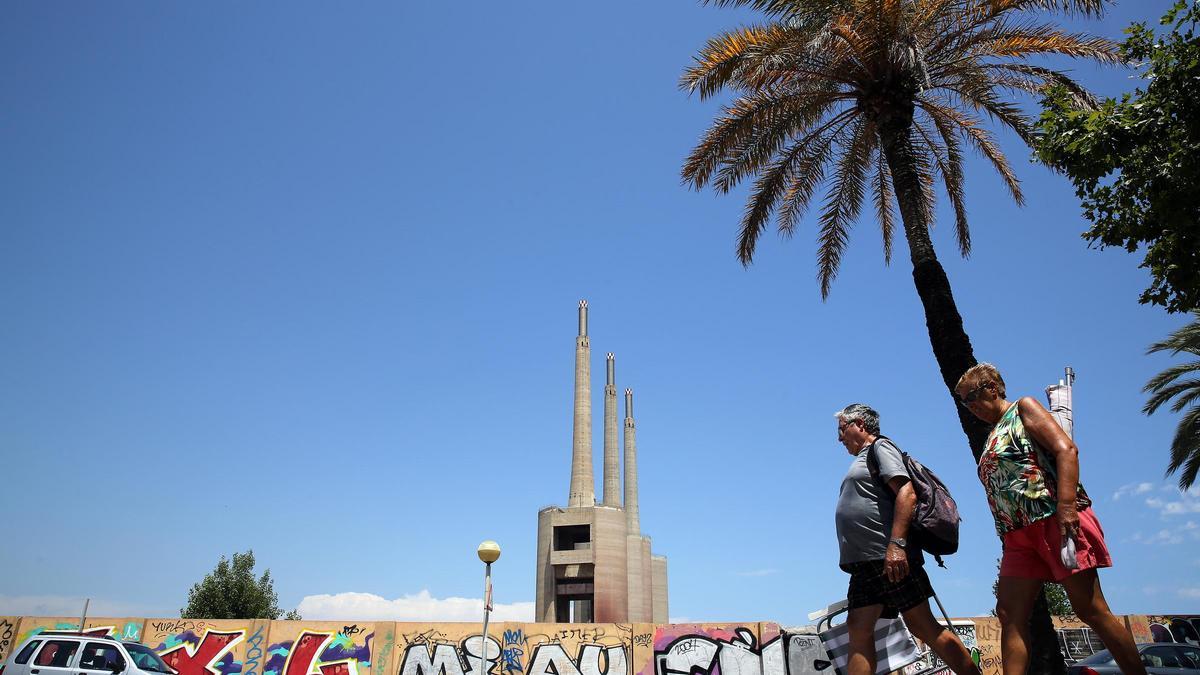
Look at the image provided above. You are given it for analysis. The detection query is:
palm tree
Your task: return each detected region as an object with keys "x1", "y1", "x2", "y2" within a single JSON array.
[
  {"x1": 1143, "y1": 312, "x2": 1200, "y2": 489},
  {"x1": 681, "y1": 0, "x2": 1117, "y2": 456}
]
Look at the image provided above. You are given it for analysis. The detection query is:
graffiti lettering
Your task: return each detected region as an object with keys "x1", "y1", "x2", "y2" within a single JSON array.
[
  {"x1": 400, "y1": 637, "x2": 499, "y2": 675},
  {"x1": 161, "y1": 630, "x2": 247, "y2": 675},
  {"x1": 554, "y1": 629, "x2": 608, "y2": 644},
  {"x1": 657, "y1": 637, "x2": 717, "y2": 675},
  {"x1": 1, "y1": 619, "x2": 15, "y2": 662},
  {"x1": 401, "y1": 630, "x2": 449, "y2": 649},
  {"x1": 632, "y1": 635, "x2": 652, "y2": 650},
  {"x1": 153, "y1": 621, "x2": 212, "y2": 636},
  {"x1": 1148, "y1": 617, "x2": 1200, "y2": 645},
  {"x1": 653, "y1": 629, "x2": 782, "y2": 675},
  {"x1": 500, "y1": 629, "x2": 525, "y2": 674},
  {"x1": 342, "y1": 627, "x2": 365, "y2": 639},
  {"x1": 528, "y1": 644, "x2": 583, "y2": 675},
  {"x1": 281, "y1": 632, "x2": 357, "y2": 675},
  {"x1": 244, "y1": 627, "x2": 265, "y2": 675},
  {"x1": 500, "y1": 646, "x2": 523, "y2": 675},
  {"x1": 578, "y1": 645, "x2": 626, "y2": 675},
  {"x1": 401, "y1": 643, "x2": 464, "y2": 675}
]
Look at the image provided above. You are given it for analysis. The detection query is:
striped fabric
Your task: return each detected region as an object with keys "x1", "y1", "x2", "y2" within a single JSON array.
[{"x1": 818, "y1": 617, "x2": 921, "y2": 675}]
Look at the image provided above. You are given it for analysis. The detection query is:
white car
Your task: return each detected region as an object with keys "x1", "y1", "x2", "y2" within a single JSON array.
[{"x1": 1, "y1": 632, "x2": 176, "y2": 675}]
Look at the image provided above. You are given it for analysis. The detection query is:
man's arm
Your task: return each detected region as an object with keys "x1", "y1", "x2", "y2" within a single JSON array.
[{"x1": 885, "y1": 476, "x2": 915, "y2": 582}]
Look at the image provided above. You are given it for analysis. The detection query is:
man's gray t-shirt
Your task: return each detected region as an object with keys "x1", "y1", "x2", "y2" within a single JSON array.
[{"x1": 835, "y1": 438, "x2": 923, "y2": 566}]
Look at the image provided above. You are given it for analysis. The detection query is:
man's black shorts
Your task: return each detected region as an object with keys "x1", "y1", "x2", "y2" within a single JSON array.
[{"x1": 842, "y1": 560, "x2": 934, "y2": 618}]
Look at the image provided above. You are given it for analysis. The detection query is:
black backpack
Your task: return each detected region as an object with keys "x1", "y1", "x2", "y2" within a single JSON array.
[{"x1": 866, "y1": 436, "x2": 961, "y2": 567}]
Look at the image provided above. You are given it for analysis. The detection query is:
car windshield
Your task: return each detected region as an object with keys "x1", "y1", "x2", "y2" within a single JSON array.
[
  {"x1": 1078, "y1": 649, "x2": 1114, "y2": 665},
  {"x1": 123, "y1": 644, "x2": 173, "y2": 674}
]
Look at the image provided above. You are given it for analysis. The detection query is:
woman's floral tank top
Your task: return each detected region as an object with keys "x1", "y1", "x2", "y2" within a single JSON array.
[{"x1": 978, "y1": 400, "x2": 1092, "y2": 536}]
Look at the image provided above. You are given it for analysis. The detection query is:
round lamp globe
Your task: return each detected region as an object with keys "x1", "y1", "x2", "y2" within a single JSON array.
[{"x1": 477, "y1": 540, "x2": 501, "y2": 564}]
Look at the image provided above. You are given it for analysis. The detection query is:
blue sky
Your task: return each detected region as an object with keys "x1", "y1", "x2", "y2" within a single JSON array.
[{"x1": 1, "y1": 1, "x2": 1197, "y2": 626}]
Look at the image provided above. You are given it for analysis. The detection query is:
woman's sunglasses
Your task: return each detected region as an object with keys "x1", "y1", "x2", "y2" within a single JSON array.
[{"x1": 958, "y1": 382, "x2": 990, "y2": 407}]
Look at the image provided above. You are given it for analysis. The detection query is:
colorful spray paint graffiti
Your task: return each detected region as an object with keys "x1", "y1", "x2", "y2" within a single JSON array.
[
  {"x1": 1147, "y1": 616, "x2": 1200, "y2": 645},
  {"x1": 901, "y1": 621, "x2": 978, "y2": 675},
  {"x1": 14, "y1": 618, "x2": 143, "y2": 649},
  {"x1": 263, "y1": 623, "x2": 375, "y2": 675},
  {"x1": 391, "y1": 623, "x2": 632, "y2": 675},
  {"x1": 637, "y1": 623, "x2": 784, "y2": 675},
  {"x1": 1, "y1": 614, "x2": 1197, "y2": 675},
  {"x1": 143, "y1": 619, "x2": 268, "y2": 675},
  {"x1": 1, "y1": 616, "x2": 19, "y2": 663}
]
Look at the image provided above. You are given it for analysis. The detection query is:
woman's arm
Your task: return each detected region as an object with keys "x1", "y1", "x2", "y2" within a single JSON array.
[{"x1": 1017, "y1": 396, "x2": 1082, "y2": 537}]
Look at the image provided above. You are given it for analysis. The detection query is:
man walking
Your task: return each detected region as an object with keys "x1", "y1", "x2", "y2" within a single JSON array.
[{"x1": 834, "y1": 403, "x2": 980, "y2": 675}]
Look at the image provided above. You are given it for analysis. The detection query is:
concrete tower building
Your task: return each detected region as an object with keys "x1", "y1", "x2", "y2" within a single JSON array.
[{"x1": 535, "y1": 301, "x2": 669, "y2": 623}]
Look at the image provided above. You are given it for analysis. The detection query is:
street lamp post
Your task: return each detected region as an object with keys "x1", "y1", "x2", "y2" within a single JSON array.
[{"x1": 476, "y1": 541, "x2": 501, "y2": 675}]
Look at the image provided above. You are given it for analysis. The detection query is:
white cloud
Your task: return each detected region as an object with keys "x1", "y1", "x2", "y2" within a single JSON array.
[
  {"x1": 734, "y1": 569, "x2": 779, "y2": 577},
  {"x1": 1130, "y1": 529, "x2": 1185, "y2": 545},
  {"x1": 1144, "y1": 492, "x2": 1200, "y2": 516},
  {"x1": 296, "y1": 590, "x2": 533, "y2": 622},
  {"x1": 1180, "y1": 588, "x2": 1200, "y2": 600},
  {"x1": 1113, "y1": 482, "x2": 1155, "y2": 500},
  {"x1": 0, "y1": 595, "x2": 157, "y2": 617}
]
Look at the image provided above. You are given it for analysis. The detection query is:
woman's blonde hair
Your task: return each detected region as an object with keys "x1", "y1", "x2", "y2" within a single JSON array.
[{"x1": 957, "y1": 363, "x2": 1007, "y2": 398}]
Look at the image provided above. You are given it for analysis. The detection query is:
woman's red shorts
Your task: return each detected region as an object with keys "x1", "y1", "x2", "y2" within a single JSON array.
[{"x1": 999, "y1": 507, "x2": 1112, "y2": 582}]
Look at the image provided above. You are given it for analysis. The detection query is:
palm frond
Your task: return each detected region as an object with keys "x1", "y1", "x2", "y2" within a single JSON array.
[
  {"x1": 1166, "y1": 405, "x2": 1200, "y2": 489},
  {"x1": 816, "y1": 118, "x2": 875, "y2": 297},
  {"x1": 1144, "y1": 376, "x2": 1200, "y2": 416},
  {"x1": 1169, "y1": 383, "x2": 1200, "y2": 415},
  {"x1": 1001, "y1": 0, "x2": 1109, "y2": 17},
  {"x1": 919, "y1": 110, "x2": 971, "y2": 256},
  {"x1": 873, "y1": 144, "x2": 896, "y2": 264},
  {"x1": 683, "y1": 90, "x2": 824, "y2": 190},
  {"x1": 682, "y1": 25, "x2": 781, "y2": 99},
  {"x1": 919, "y1": 100, "x2": 1024, "y2": 206},
  {"x1": 939, "y1": 80, "x2": 1035, "y2": 144},
  {"x1": 711, "y1": 91, "x2": 848, "y2": 193},
  {"x1": 987, "y1": 63, "x2": 1100, "y2": 109},
  {"x1": 736, "y1": 109, "x2": 857, "y2": 263},
  {"x1": 775, "y1": 111, "x2": 857, "y2": 237},
  {"x1": 1147, "y1": 314, "x2": 1200, "y2": 356}
]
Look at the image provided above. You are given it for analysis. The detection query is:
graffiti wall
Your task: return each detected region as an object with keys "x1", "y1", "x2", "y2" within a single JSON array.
[
  {"x1": 2, "y1": 615, "x2": 1198, "y2": 675},
  {"x1": 142, "y1": 618, "x2": 270, "y2": 675},
  {"x1": 1129, "y1": 614, "x2": 1200, "y2": 645}
]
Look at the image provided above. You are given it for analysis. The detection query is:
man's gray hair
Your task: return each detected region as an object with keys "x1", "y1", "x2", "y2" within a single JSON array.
[{"x1": 835, "y1": 403, "x2": 880, "y2": 435}]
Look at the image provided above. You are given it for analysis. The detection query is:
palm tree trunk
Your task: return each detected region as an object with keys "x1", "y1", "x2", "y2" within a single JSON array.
[
  {"x1": 878, "y1": 108, "x2": 1067, "y2": 675},
  {"x1": 877, "y1": 113, "x2": 992, "y2": 457}
]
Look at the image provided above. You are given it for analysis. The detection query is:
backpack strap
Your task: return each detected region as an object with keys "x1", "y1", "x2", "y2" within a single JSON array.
[{"x1": 865, "y1": 435, "x2": 897, "y2": 498}]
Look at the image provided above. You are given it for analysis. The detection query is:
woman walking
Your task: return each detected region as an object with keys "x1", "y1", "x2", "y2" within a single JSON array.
[{"x1": 955, "y1": 363, "x2": 1145, "y2": 675}]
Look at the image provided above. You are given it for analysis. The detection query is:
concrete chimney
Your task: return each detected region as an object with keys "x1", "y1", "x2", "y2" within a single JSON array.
[
  {"x1": 623, "y1": 387, "x2": 639, "y2": 534},
  {"x1": 568, "y1": 300, "x2": 595, "y2": 508},
  {"x1": 602, "y1": 353, "x2": 620, "y2": 506}
]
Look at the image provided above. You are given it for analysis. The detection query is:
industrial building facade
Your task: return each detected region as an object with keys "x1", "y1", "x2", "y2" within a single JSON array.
[{"x1": 535, "y1": 300, "x2": 669, "y2": 623}]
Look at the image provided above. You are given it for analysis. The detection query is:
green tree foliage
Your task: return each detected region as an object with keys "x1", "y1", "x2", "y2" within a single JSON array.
[
  {"x1": 1036, "y1": 0, "x2": 1200, "y2": 313},
  {"x1": 181, "y1": 550, "x2": 301, "y2": 620},
  {"x1": 991, "y1": 559, "x2": 1074, "y2": 616},
  {"x1": 1143, "y1": 312, "x2": 1200, "y2": 488}
]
